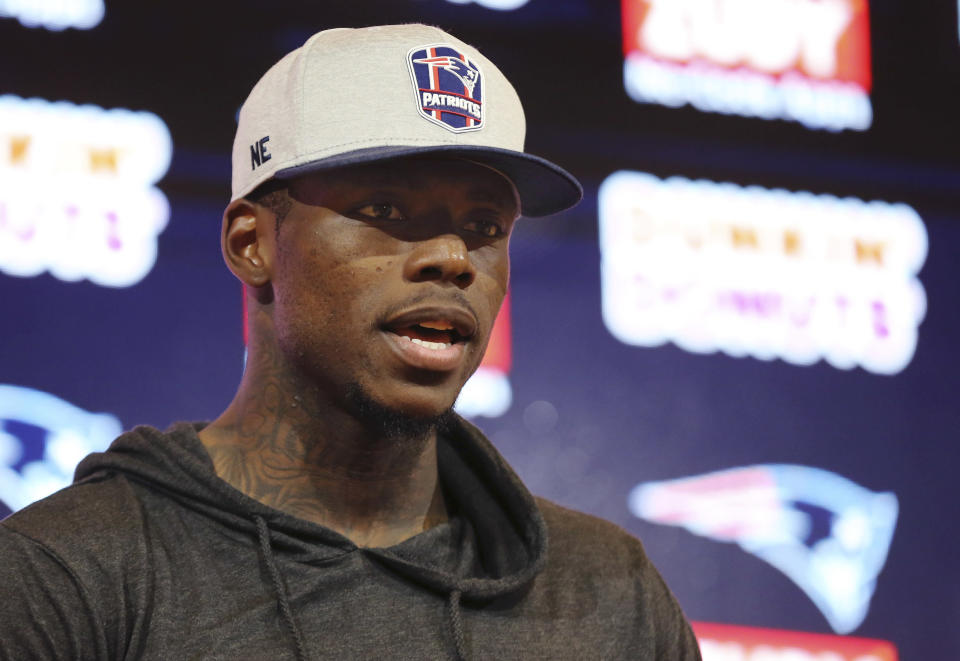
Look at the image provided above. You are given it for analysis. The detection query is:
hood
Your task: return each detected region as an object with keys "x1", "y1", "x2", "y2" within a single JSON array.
[{"x1": 73, "y1": 415, "x2": 547, "y2": 602}]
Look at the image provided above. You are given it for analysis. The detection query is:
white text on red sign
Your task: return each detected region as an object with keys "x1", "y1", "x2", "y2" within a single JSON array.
[{"x1": 621, "y1": 0, "x2": 873, "y2": 131}]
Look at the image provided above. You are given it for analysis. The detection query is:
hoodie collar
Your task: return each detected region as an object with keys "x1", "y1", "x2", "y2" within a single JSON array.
[{"x1": 74, "y1": 415, "x2": 547, "y2": 601}]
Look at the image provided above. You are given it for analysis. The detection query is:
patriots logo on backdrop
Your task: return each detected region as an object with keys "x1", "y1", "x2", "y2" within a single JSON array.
[
  {"x1": 628, "y1": 464, "x2": 898, "y2": 634},
  {"x1": 0, "y1": 384, "x2": 121, "y2": 518},
  {"x1": 408, "y1": 44, "x2": 484, "y2": 133}
]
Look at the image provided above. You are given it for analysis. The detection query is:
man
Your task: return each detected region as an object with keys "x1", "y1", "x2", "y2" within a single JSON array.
[{"x1": 0, "y1": 24, "x2": 701, "y2": 659}]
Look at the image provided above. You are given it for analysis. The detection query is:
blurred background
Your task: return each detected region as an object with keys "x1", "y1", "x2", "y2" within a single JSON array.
[{"x1": 2, "y1": 1, "x2": 958, "y2": 658}]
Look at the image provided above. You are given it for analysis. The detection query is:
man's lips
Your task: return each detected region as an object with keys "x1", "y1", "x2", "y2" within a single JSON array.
[
  {"x1": 380, "y1": 305, "x2": 478, "y2": 372},
  {"x1": 381, "y1": 331, "x2": 466, "y2": 372},
  {"x1": 381, "y1": 305, "x2": 477, "y2": 343}
]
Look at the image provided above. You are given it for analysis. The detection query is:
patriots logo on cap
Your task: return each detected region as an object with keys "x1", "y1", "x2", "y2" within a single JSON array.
[
  {"x1": 408, "y1": 44, "x2": 483, "y2": 133},
  {"x1": 628, "y1": 464, "x2": 898, "y2": 634}
]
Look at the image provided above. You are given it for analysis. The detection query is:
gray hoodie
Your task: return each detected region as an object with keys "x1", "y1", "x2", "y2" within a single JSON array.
[{"x1": 0, "y1": 418, "x2": 701, "y2": 660}]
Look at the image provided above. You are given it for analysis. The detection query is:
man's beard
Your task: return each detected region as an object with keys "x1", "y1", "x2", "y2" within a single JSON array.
[{"x1": 344, "y1": 382, "x2": 456, "y2": 444}]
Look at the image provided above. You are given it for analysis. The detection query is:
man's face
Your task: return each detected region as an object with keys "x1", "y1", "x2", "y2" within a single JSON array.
[{"x1": 266, "y1": 156, "x2": 520, "y2": 422}]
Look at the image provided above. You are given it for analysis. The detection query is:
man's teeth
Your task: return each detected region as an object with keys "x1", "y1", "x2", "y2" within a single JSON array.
[{"x1": 403, "y1": 336, "x2": 451, "y2": 350}]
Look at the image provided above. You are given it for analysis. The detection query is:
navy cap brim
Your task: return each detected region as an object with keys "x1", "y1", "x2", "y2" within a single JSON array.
[{"x1": 275, "y1": 145, "x2": 582, "y2": 218}]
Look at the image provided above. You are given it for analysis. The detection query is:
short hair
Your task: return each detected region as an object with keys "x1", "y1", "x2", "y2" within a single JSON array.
[{"x1": 246, "y1": 178, "x2": 292, "y2": 234}]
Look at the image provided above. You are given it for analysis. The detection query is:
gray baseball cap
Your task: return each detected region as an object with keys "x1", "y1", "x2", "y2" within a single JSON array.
[{"x1": 231, "y1": 24, "x2": 582, "y2": 217}]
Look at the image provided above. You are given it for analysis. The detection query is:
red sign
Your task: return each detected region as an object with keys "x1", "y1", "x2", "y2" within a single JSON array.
[
  {"x1": 692, "y1": 622, "x2": 898, "y2": 661},
  {"x1": 479, "y1": 289, "x2": 511, "y2": 372},
  {"x1": 622, "y1": 0, "x2": 871, "y2": 86},
  {"x1": 620, "y1": 0, "x2": 873, "y2": 131}
]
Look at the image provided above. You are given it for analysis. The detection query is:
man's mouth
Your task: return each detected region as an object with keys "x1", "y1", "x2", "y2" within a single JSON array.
[
  {"x1": 390, "y1": 321, "x2": 467, "y2": 351},
  {"x1": 380, "y1": 307, "x2": 477, "y2": 370}
]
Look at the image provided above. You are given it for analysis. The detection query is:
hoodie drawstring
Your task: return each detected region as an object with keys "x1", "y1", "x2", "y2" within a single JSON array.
[
  {"x1": 255, "y1": 515, "x2": 309, "y2": 661},
  {"x1": 448, "y1": 588, "x2": 467, "y2": 660},
  {"x1": 254, "y1": 514, "x2": 468, "y2": 661}
]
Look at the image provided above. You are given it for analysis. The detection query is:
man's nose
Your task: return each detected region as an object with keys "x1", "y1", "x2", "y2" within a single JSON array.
[{"x1": 403, "y1": 234, "x2": 477, "y2": 289}]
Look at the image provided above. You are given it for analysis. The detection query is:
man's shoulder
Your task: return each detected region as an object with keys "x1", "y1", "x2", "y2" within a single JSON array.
[
  {"x1": 533, "y1": 496, "x2": 665, "y2": 595},
  {"x1": 526, "y1": 498, "x2": 702, "y2": 659},
  {"x1": 2, "y1": 472, "x2": 146, "y2": 563},
  {"x1": 536, "y1": 496, "x2": 649, "y2": 566},
  {"x1": 0, "y1": 474, "x2": 159, "y2": 654}
]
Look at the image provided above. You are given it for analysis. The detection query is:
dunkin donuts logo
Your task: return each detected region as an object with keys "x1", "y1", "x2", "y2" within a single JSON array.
[
  {"x1": 0, "y1": 0, "x2": 104, "y2": 31},
  {"x1": 408, "y1": 44, "x2": 484, "y2": 133},
  {"x1": 0, "y1": 95, "x2": 171, "y2": 288},
  {"x1": 598, "y1": 171, "x2": 927, "y2": 375}
]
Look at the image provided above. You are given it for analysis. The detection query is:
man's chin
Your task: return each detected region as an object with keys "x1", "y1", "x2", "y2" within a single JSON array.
[{"x1": 344, "y1": 382, "x2": 456, "y2": 443}]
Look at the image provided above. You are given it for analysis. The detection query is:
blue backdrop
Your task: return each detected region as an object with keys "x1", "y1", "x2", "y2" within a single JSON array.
[{"x1": 2, "y1": 1, "x2": 959, "y2": 658}]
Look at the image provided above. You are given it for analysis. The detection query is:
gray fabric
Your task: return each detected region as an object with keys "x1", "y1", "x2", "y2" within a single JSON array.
[{"x1": 0, "y1": 418, "x2": 702, "y2": 660}]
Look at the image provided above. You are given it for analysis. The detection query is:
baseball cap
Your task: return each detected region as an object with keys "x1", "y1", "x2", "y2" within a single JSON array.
[{"x1": 231, "y1": 24, "x2": 582, "y2": 217}]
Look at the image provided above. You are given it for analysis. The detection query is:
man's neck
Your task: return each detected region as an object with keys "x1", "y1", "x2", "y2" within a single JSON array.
[{"x1": 198, "y1": 352, "x2": 448, "y2": 548}]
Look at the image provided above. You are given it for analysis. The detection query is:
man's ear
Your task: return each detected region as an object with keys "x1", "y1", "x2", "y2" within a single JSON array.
[{"x1": 222, "y1": 199, "x2": 273, "y2": 287}]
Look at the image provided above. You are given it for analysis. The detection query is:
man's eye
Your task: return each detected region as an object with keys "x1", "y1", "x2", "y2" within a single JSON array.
[
  {"x1": 466, "y1": 219, "x2": 505, "y2": 238},
  {"x1": 355, "y1": 203, "x2": 403, "y2": 220}
]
